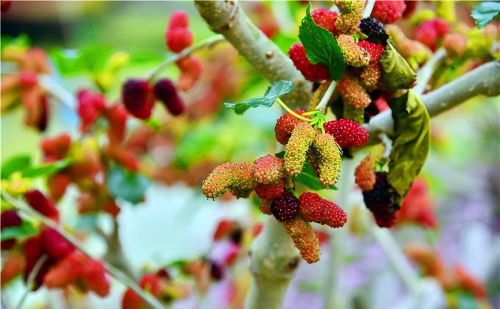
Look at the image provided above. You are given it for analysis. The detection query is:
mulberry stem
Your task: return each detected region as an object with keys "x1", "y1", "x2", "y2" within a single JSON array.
[
  {"x1": 315, "y1": 80, "x2": 337, "y2": 113},
  {"x1": 276, "y1": 98, "x2": 312, "y2": 122}
]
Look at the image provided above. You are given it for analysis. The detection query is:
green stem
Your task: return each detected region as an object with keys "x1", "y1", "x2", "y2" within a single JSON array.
[{"x1": 276, "y1": 98, "x2": 312, "y2": 122}]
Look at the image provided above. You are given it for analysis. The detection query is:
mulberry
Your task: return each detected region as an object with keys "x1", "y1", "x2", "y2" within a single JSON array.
[
  {"x1": 202, "y1": 163, "x2": 255, "y2": 199},
  {"x1": 311, "y1": 134, "x2": 341, "y2": 188},
  {"x1": 299, "y1": 192, "x2": 347, "y2": 228},
  {"x1": 337, "y1": 35, "x2": 371, "y2": 67},
  {"x1": 312, "y1": 8, "x2": 338, "y2": 34},
  {"x1": 166, "y1": 11, "x2": 193, "y2": 53},
  {"x1": 334, "y1": 0, "x2": 364, "y2": 35},
  {"x1": 176, "y1": 56, "x2": 203, "y2": 91},
  {"x1": 360, "y1": 63, "x2": 381, "y2": 91},
  {"x1": 43, "y1": 251, "x2": 83, "y2": 288},
  {"x1": 337, "y1": 73, "x2": 371, "y2": 110},
  {"x1": 24, "y1": 190, "x2": 60, "y2": 221},
  {"x1": 281, "y1": 216, "x2": 320, "y2": 263},
  {"x1": 252, "y1": 155, "x2": 284, "y2": 184},
  {"x1": 372, "y1": 1, "x2": 406, "y2": 24},
  {"x1": 362, "y1": 172, "x2": 399, "y2": 228},
  {"x1": 77, "y1": 89, "x2": 106, "y2": 132},
  {"x1": 80, "y1": 258, "x2": 110, "y2": 297},
  {"x1": 442, "y1": 33, "x2": 467, "y2": 57},
  {"x1": 255, "y1": 179, "x2": 285, "y2": 201},
  {"x1": 274, "y1": 109, "x2": 308, "y2": 145},
  {"x1": 354, "y1": 155, "x2": 376, "y2": 191},
  {"x1": 154, "y1": 78, "x2": 185, "y2": 116},
  {"x1": 359, "y1": 17, "x2": 389, "y2": 44},
  {"x1": 386, "y1": 25, "x2": 432, "y2": 64},
  {"x1": 40, "y1": 133, "x2": 71, "y2": 162},
  {"x1": 122, "y1": 79, "x2": 156, "y2": 120},
  {"x1": 415, "y1": 18, "x2": 450, "y2": 51},
  {"x1": 289, "y1": 43, "x2": 330, "y2": 82},
  {"x1": 324, "y1": 119, "x2": 369, "y2": 148},
  {"x1": 284, "y1": 122, "x2": 317, "y2": 176},
  {"x1": 1, "y1": 210, "x2": 22, "y2": 250},
  {"x1": 271, "y1": 191, "x2": 300, "y2": 222},
  {"x1": 357, "y1": 40, "x2": 385, "y2": 63},
  {"x1": 41, "y1": 227, "x2": 75, "y2": 260}
]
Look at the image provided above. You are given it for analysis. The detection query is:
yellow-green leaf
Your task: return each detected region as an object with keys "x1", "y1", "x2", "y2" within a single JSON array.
[{"x1": 387, "y1": 91, "x2": 430, "y2": 204}]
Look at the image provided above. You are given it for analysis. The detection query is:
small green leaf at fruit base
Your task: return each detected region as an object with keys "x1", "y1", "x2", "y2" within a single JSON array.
[
  {"x1": 379, "y1": 42, "x2": 417, "y2": 91},
  {"x1": 298, "y1": 4, "x2": 346, "y2": 80},
  {"x1": 387, "y1": 90, "x2": 430, "y2": 205},
  {"x1": 1, "y1": 220, "x2": 38, "y2": 241},
  {"x1": 22, "y1": 158, "x2": 73, "y2": 178},
  {"x1": 1, "y1": 155, "x2": 32, "y2": 179},
  {"x1": 296, "y1": 161, "x2": 337, "y2": 191},
  {"x1": 107, "y1": 164, "x2": 151, "y2": 205},
  {"x1": 471, "y1": 2, "x2": 500, "y2": 29},
  {"x1": 224, "y1": 80, "x2": 293, "y2": 114}
]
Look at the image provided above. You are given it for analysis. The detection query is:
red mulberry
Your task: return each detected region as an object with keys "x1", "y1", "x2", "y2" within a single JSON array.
[
  {"x1": 299, "y1": 192, "x2": 347, "y2": 228},
  {"x1": 281, "y1": 216, "x2": 320, "y2": 263},
  {"x1": 289, "y1": 43, "x2": 330, "y2": 82}
]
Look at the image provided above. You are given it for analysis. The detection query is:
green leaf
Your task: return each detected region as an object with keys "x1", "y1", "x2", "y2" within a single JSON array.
[
  {"x1": 471, "y1": 2, "x2": 500, "y2": 29},
  {"x1": 224, "y1": 80, "x2": 293, "y2": 114},
  {"x1": 1, "y1": 221, "x2": 38, "y2": 241},
  {"x1": 379, "y1": 42, "x2": 417, "y2": 91},
  {"x1": 298, "y1": 4, "x2": 346, "y2": 80},
  {"x1": 22, "y1": 158, "x2": 73, "y2": 178},
  {"x1": 1, "y1": 155, "x2": 32, "y2": 179},
  {"x1": 1, "y1": 34, "x2": 30, "y2": 51},
  {"x1": 296, "y1": 161, "x2": 336, "y2": 190},
  {"x1": 50, "y1": 45, "x2": 113, "y2": 76},
  {"x1": 387, "y1": 91, "x2": 430, "y2": 205},
  {"x1": 107, "y1": 164, "x2": 151, "y2": 204}
]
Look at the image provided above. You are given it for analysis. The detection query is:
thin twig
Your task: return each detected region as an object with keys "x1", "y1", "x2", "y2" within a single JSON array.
[
  {"x1": 16, "y1": 255, "x2": 48, "y2": 309},
  {"x1": 363, "y1": 0, "x2": 376, "y2": 18},
  {"x1": 315, "y1": 81, "x2": 336, "y2": 113},
  {"x1": 378, "y1": 133, "x2": 392, "y2": 158},
  {"x1": 38, "y1": 75, "x2": 78, "y2": 110},
  {"x1": 2, "y1": 193, "x2": 165, "y2": 309},
  {"x1": 371, "y1": 227, "x2": 421, "y2": 294},
  {"x1": 146, "y1": 35, "x2": 225, "y2": 81},
  {"x1": 413, "y1": 48, "x2": 447, "y2": 96}
]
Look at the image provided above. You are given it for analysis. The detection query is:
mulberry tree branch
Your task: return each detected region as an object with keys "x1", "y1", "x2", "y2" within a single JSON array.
[
  {"x1": 194, "y1": 0, "x2": 312, "y2": 108},
  {"x1": 366, "y1": 61, "x2": 500, "y2": 144}
]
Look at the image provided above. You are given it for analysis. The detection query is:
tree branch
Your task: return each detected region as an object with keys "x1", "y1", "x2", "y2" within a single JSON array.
[
  {"x1": 245, "y1": 217, "x2": 300, "y2": 309},
  {"x1": 194, "y1": 0, "x2": 312, "y2": 108},
  {"x1": 366, "y1": 61, "x2": 500, "y2": 144}
]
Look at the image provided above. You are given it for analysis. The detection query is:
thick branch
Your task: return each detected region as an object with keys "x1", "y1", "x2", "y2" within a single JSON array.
[
  {"x1": 366, "y1": 61, "x2": 500, "y2": 144},
  {"x1": 194, "y1": 0, "x2": 312, "y2": 108},
  {"x1": 245, "y1": 217, "x2": 300, "y2": 309}
]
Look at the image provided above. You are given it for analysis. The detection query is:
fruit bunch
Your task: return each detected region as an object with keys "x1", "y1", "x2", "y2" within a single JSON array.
[
  {"x1": 202, "y1": 108, "x2": 371, "y2": 263},
  {"x1": 1, "y1": 47, "x2": 51, "y2": 131},
  {"x1": 289, "y1": 1, "x2": 417, "y2": 125},
  {"x1": 166, "y1": 11, "x2": 202, "y2": 91},
  {"x1": 354, "y1": 154, "x2": 405, "y2": 228},
  {"x1": 0, "y1": 207, "x2": 110, "y2": 296}
]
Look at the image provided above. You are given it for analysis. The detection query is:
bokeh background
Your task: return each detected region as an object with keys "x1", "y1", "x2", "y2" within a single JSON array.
[{"x1": 1, "y1": 1, "x2": 499, "y2": 308}]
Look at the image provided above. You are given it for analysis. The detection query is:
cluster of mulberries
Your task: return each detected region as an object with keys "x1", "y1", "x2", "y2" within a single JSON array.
[
  {"x1": 165, "y1": 11, "x2": 203, "y2": 91},
  {"x1": 121, "y1": 77, "x2": 185, "y2": 119},
  {"x1": 337, "y1": 35, "x2": 371, "y2": 67},
  {"x1": 202, "y1": 110, "x2": 352, "y2": 263},
  {"x1": 362, "y1": 172, "x2": 400, "y2": 228},
  {"x1": 2, "y1": 218, "x2": 111, "y2": 296}
]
